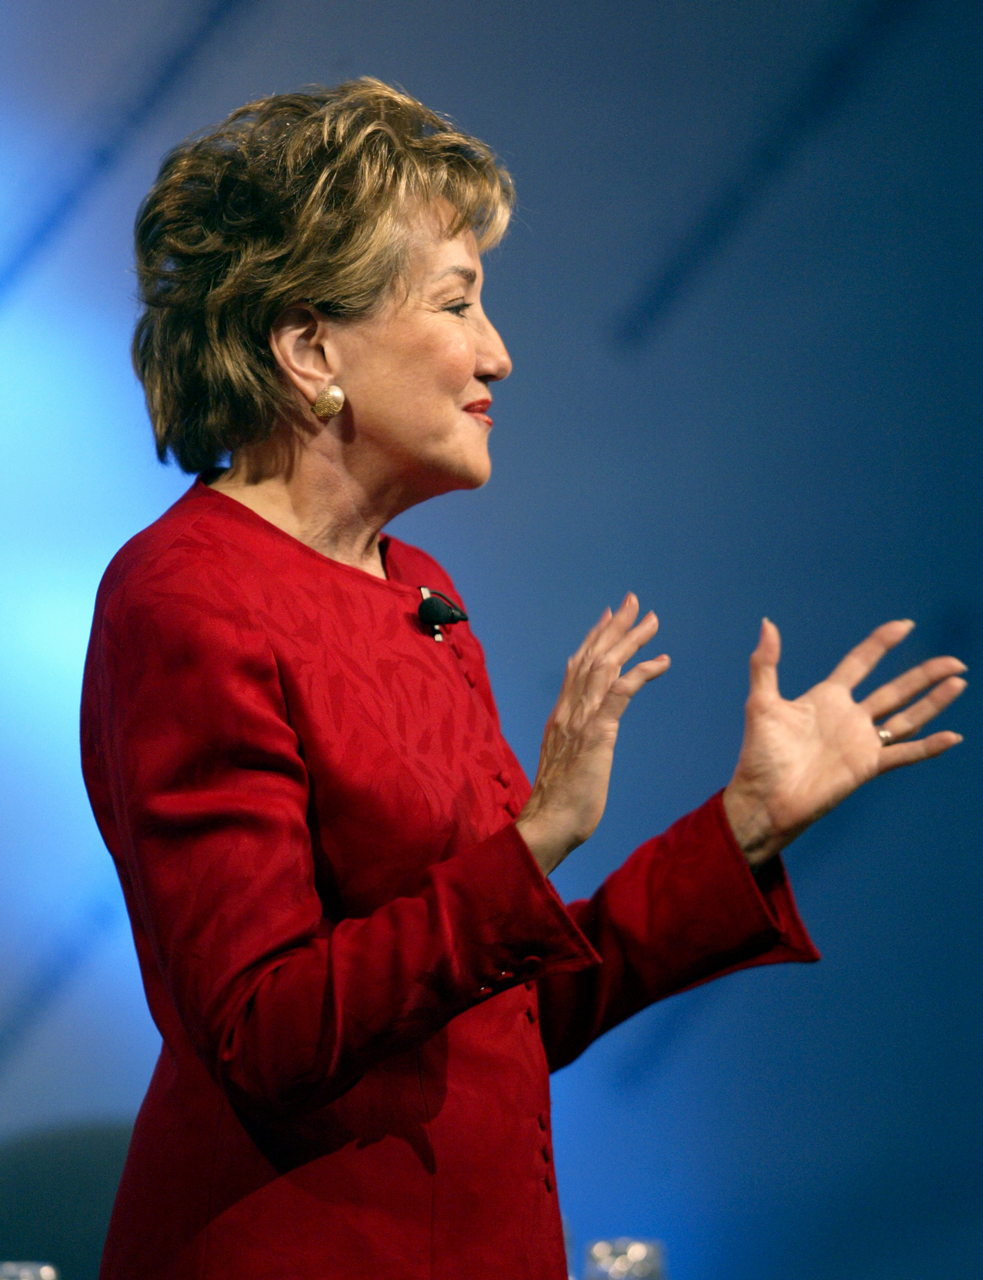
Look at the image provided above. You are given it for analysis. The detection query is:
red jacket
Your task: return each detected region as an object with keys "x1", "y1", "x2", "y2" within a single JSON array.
[{"x1": 80, "y1": 480, "x2": 818, "y2": 1279}]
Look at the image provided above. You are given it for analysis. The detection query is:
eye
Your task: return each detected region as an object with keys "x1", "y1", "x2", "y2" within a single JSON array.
[{"x1": 444, "y1": 300, "x2": 473, "y2": 317}]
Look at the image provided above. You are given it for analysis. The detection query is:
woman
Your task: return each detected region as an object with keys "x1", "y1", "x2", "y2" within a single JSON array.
[{"x1": 81, "y1": 80, "x2": 965, "y2": 1279}]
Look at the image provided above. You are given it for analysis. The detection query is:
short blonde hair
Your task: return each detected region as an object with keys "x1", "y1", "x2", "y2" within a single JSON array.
[{"x1": 132, "y1": 78, "x2": 514, "y2": 473}]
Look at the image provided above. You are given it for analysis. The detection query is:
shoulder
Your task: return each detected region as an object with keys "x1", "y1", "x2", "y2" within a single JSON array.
[
  {"x1": 93, "y1": 481, "x2": 266, "y2": 641},
  {"x1": 84, "y1": 484, "x2": 286, "y2": 722}
]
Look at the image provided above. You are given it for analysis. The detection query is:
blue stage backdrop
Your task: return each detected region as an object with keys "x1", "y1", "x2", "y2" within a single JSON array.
[{"x1": 0, "y1": 2, "x2": 979, "y2": 1276}]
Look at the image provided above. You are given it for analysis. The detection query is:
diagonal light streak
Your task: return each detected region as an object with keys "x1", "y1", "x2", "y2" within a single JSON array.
[
  {"x1": 613, "y1": 0, "x2": 930, "y2": 350},
  {"x1": 0, "y1": 0, "x2": 263, "y2": 1079},
  {"x1": 0, "y1": 898, "x2": 121, "y2": 1075},
  {"x1": 0, "y1": 0, "x2": 262, "y2": 307}
]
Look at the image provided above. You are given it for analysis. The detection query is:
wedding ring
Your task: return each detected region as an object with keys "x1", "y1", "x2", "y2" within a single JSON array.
[{"x1": 877, "y1": 727, "x2": 893, "y2": 746}]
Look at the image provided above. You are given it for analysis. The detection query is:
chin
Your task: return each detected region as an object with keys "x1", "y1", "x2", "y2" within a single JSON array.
[
  {"x1": 409, "y1": 434, "x2": 491, "y2": 498},
  {"x1": 461, "y1": 453, "x2": 492, "y2": 490},
  {"x1": 462, "y1": 457, "x2": 492, "y2": 489},
  {"x1": 438, "y1": 444, "x2": 492, "y2": 492}
]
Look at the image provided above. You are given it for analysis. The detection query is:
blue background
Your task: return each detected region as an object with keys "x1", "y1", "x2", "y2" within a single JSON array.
[{"x1": 0, "y1": 1, "x2": 979, "y2": 1275}]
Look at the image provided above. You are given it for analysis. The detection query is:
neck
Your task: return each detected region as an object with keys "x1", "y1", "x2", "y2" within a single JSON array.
[{"x1": 209, "y1": 430, "x2": 416, "y2": 579}]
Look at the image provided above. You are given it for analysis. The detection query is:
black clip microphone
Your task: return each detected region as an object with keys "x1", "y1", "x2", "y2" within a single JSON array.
[{"x1": 418, "y1": 588, "x2": 468, "y2": 637}]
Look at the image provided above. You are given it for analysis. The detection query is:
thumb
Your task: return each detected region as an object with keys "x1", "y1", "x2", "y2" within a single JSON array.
[{"x1": 749, "y1": 617, "x2": 781, "y2": 697}]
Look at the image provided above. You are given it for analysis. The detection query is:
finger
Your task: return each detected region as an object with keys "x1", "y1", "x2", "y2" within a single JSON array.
[
  {"x1": 570, "y1": 606, "x2": 613, "y2": 663},
  {"x1": 878, "y1": 729, "x2": 963, "y2": 772},
  {"x1": 828, "y1": 619, "x2": 914, "y2": 689},
  {"x1": 589, "y1": 608, "x2": 659, "y2": 674},
  {"x1": 862, "y1": 656, "x2": 967, "y2": 719},
  {"x1": 563, "y1": 597, "x2": 643, "y2": 712},
  {"x1": 562, "y1": 605, "x2": 617, "y2": 708},
  {"x1": 602, "y1": 610, "x2": 661, "y2": 671},
  {"x1": 575, "y1": 593, "x2": 639, "y2": 666},
  {"x1": 748, "y1": 617, "x2": 781, "y2": 698},
  {"x1": 591, "y1": 592, "x2": 641, "y2": 653},
  {"x1": 582, "y1": 598, "x2": 655, "y2": 679},
  {"x1": 612, "y1": 653, "x2": 671, "y2": 699},
  {"x1": 581, "y1": 611, "x2": 660, "y2": 705},
  {"x1": 877, "y1": 675, "x2": 967, "y2": 741}
]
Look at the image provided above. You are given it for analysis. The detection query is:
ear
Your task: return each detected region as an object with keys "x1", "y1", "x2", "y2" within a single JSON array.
[{"x1": 269, "y1": 307, "x2": 340, "y2": 409}]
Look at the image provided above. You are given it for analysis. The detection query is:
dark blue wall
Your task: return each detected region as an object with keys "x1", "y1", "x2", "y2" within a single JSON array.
[{"x1": 0, "y1": 2, "x2": 979, "y2": 1275}]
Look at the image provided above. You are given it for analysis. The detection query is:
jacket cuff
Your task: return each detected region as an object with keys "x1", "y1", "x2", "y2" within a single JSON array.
[
  {"x1": 705, "y1": 789, "x2": 821, "y2": 966},
  {"x1": 443, "y1": 821, "x2": 600, "y2": 1002}
]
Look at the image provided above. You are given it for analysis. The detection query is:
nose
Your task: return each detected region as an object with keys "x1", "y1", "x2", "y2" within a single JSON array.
[{"x1": 476, "y1": 314, "x2": 512, "y2": 384}]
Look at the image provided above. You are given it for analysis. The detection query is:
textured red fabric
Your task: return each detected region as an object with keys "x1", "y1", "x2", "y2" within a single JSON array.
[{"x1": 80, "y1": 480, "x2": 819, "y2": 1279}]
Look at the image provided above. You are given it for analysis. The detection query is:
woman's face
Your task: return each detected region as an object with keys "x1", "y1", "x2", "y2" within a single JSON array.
[{"x1": 324, "y1": 207, "x2": 512, "y2": 501}]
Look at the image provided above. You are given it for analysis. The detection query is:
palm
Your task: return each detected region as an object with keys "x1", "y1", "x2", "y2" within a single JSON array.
[{"x1": 726, "y1": 619, "x2": 965, "y2": 862}]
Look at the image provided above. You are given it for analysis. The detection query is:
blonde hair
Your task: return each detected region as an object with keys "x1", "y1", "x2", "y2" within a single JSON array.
[{"x1": 132, "y1": 78, "x2": 514, "y2": 473}]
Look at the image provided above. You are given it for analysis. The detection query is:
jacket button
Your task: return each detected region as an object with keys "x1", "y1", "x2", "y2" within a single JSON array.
[
  {"x1": 525, "y1": 1006, "x2": 537, "y2": 1024},
  {"x1": 538, "y1": 1112, "x2": 547, "y2": 1130},
  {"x1": 544, "y1": 1173, "x2": 553, "y2": 1193},
  {"x1": 542, "y1": 1145, "x2": 551, "y2": 1163}
]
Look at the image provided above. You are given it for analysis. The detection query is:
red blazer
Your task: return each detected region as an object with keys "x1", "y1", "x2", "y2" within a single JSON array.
[{"x1": 80, "y1": 480, "x2": 818, "y2": 1280}]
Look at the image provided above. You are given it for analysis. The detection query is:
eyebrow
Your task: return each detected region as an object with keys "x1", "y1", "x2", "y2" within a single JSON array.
[{"x1": 433, "y1": 266, "x2": 477, "y2": 286}]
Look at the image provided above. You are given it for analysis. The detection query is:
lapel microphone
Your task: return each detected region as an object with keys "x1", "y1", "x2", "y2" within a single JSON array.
[{"x1": 418, "y1": 588, "x2": 468, "y2": 639}]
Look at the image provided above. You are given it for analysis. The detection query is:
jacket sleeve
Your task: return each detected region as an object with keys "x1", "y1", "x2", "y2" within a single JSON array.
[
  {"x1": 535, "y1": 791, "x2": 820, "y2": 1071},
  {"x1": 84, "y1": 564, "x2": 597, "y2": 1119}
]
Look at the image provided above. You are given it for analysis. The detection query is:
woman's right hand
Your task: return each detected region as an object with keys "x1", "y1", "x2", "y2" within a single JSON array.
[{"x1": 516, "y1": 594, "x2": 670, "y2": 875}]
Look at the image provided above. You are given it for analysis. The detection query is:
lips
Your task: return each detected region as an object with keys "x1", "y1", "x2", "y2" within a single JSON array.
[{"x1": 463, "y1": 398, "x2": 493, "y2": 427}]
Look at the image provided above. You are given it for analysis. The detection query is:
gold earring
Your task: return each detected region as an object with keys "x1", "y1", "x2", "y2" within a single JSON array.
[{"x1": 312, "y1": 384, "x2": 345, "y2": 420}]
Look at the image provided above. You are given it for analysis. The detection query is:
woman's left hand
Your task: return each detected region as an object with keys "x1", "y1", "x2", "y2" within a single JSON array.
[{"x1": 723, "y1": 618, "x2": 967, "y2": 866}]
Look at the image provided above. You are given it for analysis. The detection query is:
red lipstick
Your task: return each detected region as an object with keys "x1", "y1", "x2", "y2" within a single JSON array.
[{"x1": 463, "y1": 398, "x2": 493, "y2": 427}]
